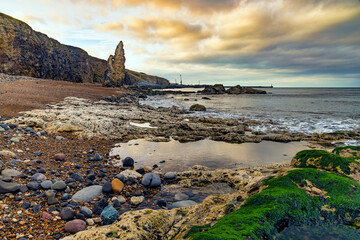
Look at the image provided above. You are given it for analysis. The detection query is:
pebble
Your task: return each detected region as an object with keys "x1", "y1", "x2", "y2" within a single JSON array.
[
  {"x1": 80, "y1": 207, "x2": 92, "y2": 218},
  {"x1": 60, "y1": 207, "x2": 75, "y2": 221},
  {"x1": 91, "y1": 153, "x2": 102, "y2": 161},
  {"x1": 64, "y1": 219, "x2": 86, "y2": 233},
  {"x1": 111, "y1": 179, "x2": 124, "y2": 194},
  {"x1": 27, "y1": 182, "x2": 40, "y2": 190},
  {"x1": 54, "y1": 153, "x2": 66, "y2": 161},
  {"x1": 157, "y1": 199, "x2": 167, "y2": 208},
  {"x1": 41, "y1": 180, "x2": 53, "y2": 190},
  {"x1": 0, "y1": 180, "x2": 20, "y2": 193},
  {"x1": 164, "y1": 172, "x2": 176, "y2": 180},
  {"x1": 130, "y1": 196, "x2": 144, "y2": 205},
  {"x1": 175, "y1": 193, "x2": 189, "y2": 201},
  {"x1": 86, "y1": 218, "x2": 95, "y2": 226},
  {"x1": 71, "y1": 185, "x2": 103, "y2": 202},
  {"x1": 102, "y1": 182, "x2": 113, "y2": 193},
  {"x1": 51, "y1": 181, "x2": 67, "y2": 191},
  {"x1": 115, "y1": 173, "x2": 125, "y2": 182},
  {"x1": 31, "y1": 173, "x2": 46, "y2": 182},
  {"x1": 101, "y1": 206, "x2": 120, "y2": 226},
  {"x1": 123, "y1": 157, "x2": 134, "y2": 168},
  {"x1": 172, "y1": 200, "x2": 197, "y2": 208},
  {"x1": 10, "y1": 137, "x2": 20, "y2": 143},
  {"x1": 42, "y1": 212, "x2": 52, "y2": 220},
  {"x1": 21, "y1": 202, "x2": 30, "y2": 209},
  {"x1": 142, "y1": 172, "x2": 161, "y2": 187},
  {"x1": 92, "y1": 198, "x2": 108, "y2": 216},
  {"x1": 121, "y1": 169, "x2": 142, "y2": 179}
]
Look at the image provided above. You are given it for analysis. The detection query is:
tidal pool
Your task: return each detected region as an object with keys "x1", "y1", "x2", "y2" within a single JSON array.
[{"x1": 110, "y1": 139, "x2": 311, "y2": 172}]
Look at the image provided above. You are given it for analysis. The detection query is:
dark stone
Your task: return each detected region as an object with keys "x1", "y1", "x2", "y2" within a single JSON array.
[
  {"x1": 123, "y1": 157, "x2": 134, "y2": 168},
  {"x1": 142, "y1": 173, "x2": 161, "y2": 188},
  {"x1": 27, "y1": 182, "x2": 40, "y2": 190},
  {"x1": 60, "y1": 207, "x2": 75, "y2": 221},
  {"x1": 92, "y1": 198, "x2": 108, "y2": 216},
  {"x1": 75, "y1": 213, "x2": 85, "y2": 220},
  {"x1": 113, "y1": 199, "x2": 122, "y2": 208},
  {"x1": 157, "y1": 199, "x2": 167, "y2": 208},
  {"x1": 14, "y1": 196, "x2": 22, "y2": 201},
  {"x1": 190, "y1": 104, "x2": 206, "y2": 111},
  {"x1": 32, "y1": 205, "x2": 41, "y2": 213},
  {"x1": 102, "y1": 182, "x2": 113, "y2": 193},
  {"x1": 100, "y1": 206, "x2": 120, "y2": 225},
  {"x1": 135, "y1": 168, "x2": 145, "y2": 175},
  {"x1": 61, "y1": 193, "x2": 70, "y2": 201},
  {"x1": 21, "y1": 202, "x2": 31, "y2": 209}
]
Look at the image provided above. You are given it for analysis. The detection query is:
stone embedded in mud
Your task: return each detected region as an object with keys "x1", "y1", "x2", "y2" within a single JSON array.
[
  {"x1": 65, "y1": 219, "x2": 86, "y2": 234},
  {"x1": 142, "y1": 172, "x2": 161, "y2": 188},
  {"x1": 100, "y1": 206, "x2": 120, "y2": 225}
]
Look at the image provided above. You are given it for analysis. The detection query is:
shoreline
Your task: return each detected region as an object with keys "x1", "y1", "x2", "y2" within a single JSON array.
[{"x1": 0, "y1": 75, "x2": 359, "y2": 239}]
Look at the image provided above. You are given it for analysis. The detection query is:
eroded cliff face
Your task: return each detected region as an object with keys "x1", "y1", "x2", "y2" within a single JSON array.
[
  {"x1": 0, "y1": 13, "x2": 107, "y2": 83},
  {"x1": 0, "y1": 13, "x2": 170, "y2": 86}
]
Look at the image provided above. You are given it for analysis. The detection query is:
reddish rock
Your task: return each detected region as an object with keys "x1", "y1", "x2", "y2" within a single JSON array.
[
  {"x1": 42, "y1": 212, "x2": 52, "y2": 220},
  {"x1": 54, "y1": 153, "x2": 65, "y2": 161},
  {"x1": 111, "y1": 179, "x2": 124, "y2": 194},
  {"x1": 64, "y1": 219, "x2": 86, "y2": 234}
]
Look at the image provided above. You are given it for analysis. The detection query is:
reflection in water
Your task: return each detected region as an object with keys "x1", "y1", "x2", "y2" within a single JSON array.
[{"x1": 110, "y1": 139, "x2": 310, "y2": 172}]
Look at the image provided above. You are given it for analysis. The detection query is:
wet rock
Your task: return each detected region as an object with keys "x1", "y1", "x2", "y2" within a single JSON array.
[
  {"x1": 175, "y1": 193, "x2": 189, "y2": 201},
  {"x1": 190, "y1": 104, "x2": 206, "y2": 111},
  {"x1": 157, "y1": 199, "x2": 167, "y2": 208},
  {"x1": 64, "y1": 219, "x2": 86, "y2": 234},
  {"x1": 72, "y1": 185, "x2": 103, "y2": 202},
  {"x1": 201, "y1": 84, "x2": 226, "y2": 94},
  {"x1": 60, "y1": 207, "x2": 75, "y2": 221},
  {"x1": 100, "y1": 206, "x2": 120, "y2": 225},
  {"x1": 172, "y1": 200, "x2": 197, "y2": 208},
  {"x1": 142, "y1": 173, "x2": 161, "y2": 188}
]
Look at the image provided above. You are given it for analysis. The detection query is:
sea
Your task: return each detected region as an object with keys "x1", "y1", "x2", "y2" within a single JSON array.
[{"x1": 140, "y1": 87, "x2": 360, "y2": 136}]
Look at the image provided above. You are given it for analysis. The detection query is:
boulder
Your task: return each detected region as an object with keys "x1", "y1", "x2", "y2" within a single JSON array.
[
  {"x1": 190, "y1": 104, "x2": 206, "y2": 111},
  {"x1": 201, "y1": 84, "x2": 226, "y2": 94}
]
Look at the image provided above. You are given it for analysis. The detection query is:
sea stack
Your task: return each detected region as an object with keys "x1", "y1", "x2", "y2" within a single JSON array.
[{"x1": 104, "y1": 41, "x2": 126, "y2": 87}]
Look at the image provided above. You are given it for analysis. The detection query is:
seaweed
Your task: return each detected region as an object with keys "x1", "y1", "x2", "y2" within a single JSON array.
[{"x1": 187, "y1": 168, "x2": 360, "y2": 240}]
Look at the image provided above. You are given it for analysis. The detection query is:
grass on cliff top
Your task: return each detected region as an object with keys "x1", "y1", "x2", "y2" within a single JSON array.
[
  {"x1": 187, "y1": 168, "x2": 360, "y2": 240},
  {"x1": 292, "y1": 147, "x2": 360, "y2": 175}
]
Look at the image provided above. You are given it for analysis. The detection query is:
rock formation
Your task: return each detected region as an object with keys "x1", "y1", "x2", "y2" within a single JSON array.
[
  {"x1": 0, "y1": 13, "x2": 170, "y2": 86},
  {"x1": 226, "y1": 85, "x2": 266, "y2": 94},
  {"x1": 201, "y1": 84, "x2": 226, "y2": 94},
  {"x1": 104, "y1": 41, "x2": 126, "y2": 87}
]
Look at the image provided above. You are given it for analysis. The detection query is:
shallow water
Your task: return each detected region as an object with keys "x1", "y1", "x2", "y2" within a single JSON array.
[
  {"x1": 277, "y1": 225, "x2": 360, "y2": 240},
  {"x1": 141, "y1": 88, "x2": 360, "y2": 135},
  {"x1": 110, "y1": 139, "x2": 310, "y2": 171}
]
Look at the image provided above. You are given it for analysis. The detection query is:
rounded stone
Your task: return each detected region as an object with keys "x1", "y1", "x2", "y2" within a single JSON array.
[
  {"x1": 31, "y1": 173, "x2": 46, "y2": 182},
  {"x1": 111, "y1": 179, "x2": 124, "y2": 194},
  {"x1": 0, "y1": 180, "x2": 20, "y2": 193},
  {"x1": 42, "y1": 212, "x2": 52, "y2": 220},
  {"x1": 102, "y1": 182, "x2": 113, "y2": 193},
  {"x1": 190, "y1": 104, "x2": 206, "y2": 111},
  {"x1": 175, "y1": 193, "x2": 189, "y2": 201},
  {"x1": 80, "y1": 207, "x2": 92, "y2": 218},
  {"x1": 41, "y1": 180, "x2": 53, "y2": 190},
  {"x1": 172, "y1": 200, "x2": 197, "y2": 208},
  {"x1": 141, "y1": 172, "x2": 161, "y2": 188},
  {"x1": 71, "y1": 185, "x2": 103, "y2": 202},
  {"x1": 130, "y1": 196, "x2": 144, "y2": 205},
  {"x1": 26, "y1": 182, "x2": 40, "y2": 190},
  {"x1": 123, "y1": 157, "x2": 134, "y2": 168},
  {"x1": 115, "y1": 173, "x2": 125, "y2": 182},
  {"x1": 54, "y1": 153, "x2": 66, "y2": 161},
  {"x1": 100, "y1": 206, "x2": 120, "y2": 225},
  {"x1": 1, "y1": 169, "x2": 22, "y2": 177},
  {"x1": 64, "y1": 219, "x2": 86, "y2": 234},
  {"x1": 60, "y1": 207, "x2": 75, "y2": 221},
  {"x1": 51, "y1": 181, "x2": 67, "y2": 191},
  {"x1": 164, "y1": 172, "x2": 176, "y2": 180}
]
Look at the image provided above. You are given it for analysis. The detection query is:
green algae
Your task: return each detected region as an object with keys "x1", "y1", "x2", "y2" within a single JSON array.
[
  {"x1": 105, "y1": 231, "x2": 120, "y2": 238},
  {"x1": 187, "y1": 168, "x2": 360, "y2": 240},
  {"x1": 292, "y1": 148, "x2": 360, "y2": 175},
  {"x1": 332, "y1": 146, "x2": 360, "y2": 156}
]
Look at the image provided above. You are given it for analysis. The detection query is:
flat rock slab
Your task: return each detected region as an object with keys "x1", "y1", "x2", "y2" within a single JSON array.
[
  {"x1": 172, "y1": 200, "x2": 197, "y2": 208},
  {"x1": 72, "y1": 185, "x2": 103, "y2": 202},
  {"x1": 0, "y1": 180, "x2": 20, "y2": 193},
  {"x1": 1, "y1": 169, "x2": 22, "y2": 177}
]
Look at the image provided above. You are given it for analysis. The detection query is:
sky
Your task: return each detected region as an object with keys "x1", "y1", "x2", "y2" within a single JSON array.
[{"x1": 1, "y1": 0, "x2": 360, "y2": 87}]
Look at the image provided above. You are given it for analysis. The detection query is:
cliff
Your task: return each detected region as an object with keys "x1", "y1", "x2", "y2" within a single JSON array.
[{"x1": 0, "y1": 12, "x2": 169, "y2": 86}]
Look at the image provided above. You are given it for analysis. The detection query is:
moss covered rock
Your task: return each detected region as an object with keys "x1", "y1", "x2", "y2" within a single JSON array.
[
  {"x1": 187, "y1": 168, "x2": 360, "y2": 240},
  {"x1": 291, "y1": 147, "x2": 360, "y2": 176}
]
